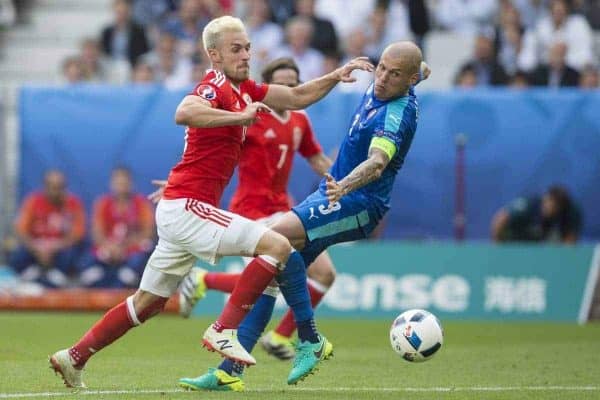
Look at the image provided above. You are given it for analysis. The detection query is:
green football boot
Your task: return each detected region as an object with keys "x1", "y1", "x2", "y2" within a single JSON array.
[
  {"x1": 179, "y1": 368, "x2": 244, "y2": 392},
  {"x1": 287, "y1": 334, "x2": 330, "y2": 385}
]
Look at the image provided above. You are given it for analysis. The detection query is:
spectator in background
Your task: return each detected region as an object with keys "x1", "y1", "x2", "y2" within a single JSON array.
[
  {"x1": 373, "y1": 0, "x2": 430, "y2": 51},
  {"x1": 132, "y1": 0, "x2": 174, "y2": 27},
  {"x1": 519, "y1": 0, "x2": 593, "y2": 72},
  {"x1": 365, "y1": 5, "x2": 389, "y2": 62},
  {"x1": 579, "y1": 64, "x2": 600, "y2": 88},
  {"x1": 244, "y1": 0, "x2": 283, "y2": 80},
  {"x1": 491, "y1": 185, "x2": 582, "y2": 243},
  {"x1": 433, "y1": 0, "x2": 498, "y2": 36},
  {"x1": 79, "y1": 38, "x2": 110, "y2": 82},
  {"x1": 79, "y1": 167, "x2": 154, "y2": 288},
  {"x1": 572, "y1": 0, "x2": 600, "y2": 30},
  {"x1": 131, "y1": 60, "x2": 156, "y2": 83},
  {"x1": 272, "y1": 16, "x2": 324, "y2": 81},
  {"x1": 162, "y1": 0, "x2": 209, "y2": 58},
  {"x1": 529, "y1": 41, "x2": 579, "y2": 87},
  {"x1": 509, "y1": 70, "x2": 530, "y2": 87},
  {"x1": 339, "y1": 29, "x2": 374, "y2": 93},
  {"x1": 295, "y1": 0, "x2": 339, "y2": 56},
  {"x1": 265, "y1": 0, "x2": 295, "y2": 25},
  {"x1": 101, "y1": 0, "x2": 150, "y2": 68},
  {"x1": 512, "y1": 0, "x2": 549, "y2": 30},
  {"x1": 9, "y1": 170, "x2": 86, "y2": 287},
  {"x1": 456, "y1": 33, "x2": 508, "y2": 86},
  {"x1": 0, "y1": 0, "x2": 16, "y2": 28},
  {"x1": 455, "y1": 64, "x2": 478, "y2": 87},
  {"x1": 61, "y1": 56, "x2": 86, "y2": 84},
  {"x1": 495, "y1": 1, "x2": 526, "y2": 76},
  {"x1": 321, "y1": 50, "x2": 342, "y2": 74},
  {"x1": 315, "y1": 0, "x2": 376, "y2": 39},
  {"x1": 140, "y1": 32, "x2": 192, "y2": 88}
]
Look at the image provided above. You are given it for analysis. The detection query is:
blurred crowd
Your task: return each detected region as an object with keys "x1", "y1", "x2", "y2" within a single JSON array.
[
  {"x1": 4, "y1": 0, "x2": 598, "y2": 89},
  {"x1": 4, "y1": 168, "x2": 156, "y2": 289}
]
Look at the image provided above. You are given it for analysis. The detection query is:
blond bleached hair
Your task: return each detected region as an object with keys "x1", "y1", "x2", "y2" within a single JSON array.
[{"x1": 202, "y1": 16, "x2": 246, "y2": 52}]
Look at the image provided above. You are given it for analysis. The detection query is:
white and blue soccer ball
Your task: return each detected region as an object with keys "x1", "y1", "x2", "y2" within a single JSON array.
[{"x1": 389, "y1": 309, "x2": 444, "y2": 362}]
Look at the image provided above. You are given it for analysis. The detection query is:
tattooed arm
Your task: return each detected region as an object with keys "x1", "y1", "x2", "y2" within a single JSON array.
[{"x1": 325, "y1": 148, "x2": 390, "y2": 205}]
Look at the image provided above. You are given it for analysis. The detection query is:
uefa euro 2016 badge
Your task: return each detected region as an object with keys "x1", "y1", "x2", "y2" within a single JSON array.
[{"x1": 197, "y1": 85, "x2": 216, "y2": 100}]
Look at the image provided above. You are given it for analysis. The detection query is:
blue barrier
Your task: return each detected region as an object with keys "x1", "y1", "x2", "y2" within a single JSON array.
[{"x1": 19, "y1": 85, "x2": 600, "y2": 240}]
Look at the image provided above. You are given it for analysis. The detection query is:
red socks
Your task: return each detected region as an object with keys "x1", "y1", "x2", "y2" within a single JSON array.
[
  {"x1": 68, "y1": 296, "x2": 167, "y2": 368},
  {"x1": 216, "y1": 256, "x2": 279, "y2": 329},
  {"x1": 205, "y1": 272, "x2": 240, "y2": 293},
  {"x1": 69, "y1": 301, "x2": 134, "y2": 368},
  {"x1": 275, "y1": 280, "x2": 327, "y2": 338}
]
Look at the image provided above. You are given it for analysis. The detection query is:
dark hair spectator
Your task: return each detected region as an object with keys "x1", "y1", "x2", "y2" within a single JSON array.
[
  {"x1": 529, "y1": 41, "x2": 580, "y2": 87},
  {"x1": 491, "y1": 185, "x2": 582, "y2": 244},
  {"x1": 294, "y1": 0, "x2": 339, "y2": 55},
  {"x1": 455, "y1": 64, "x2": 478, "y2": 87},
  {"x1": 101, "y1": 0, "x2": 151, "y2": 67},
  {"x1": 456, "y1": 33, "x2": 509, "y2": 86}
]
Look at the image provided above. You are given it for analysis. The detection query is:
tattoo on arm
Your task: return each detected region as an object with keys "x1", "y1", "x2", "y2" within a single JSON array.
[{"x1": 338, "y1": 149, "x2": 389, "y2": 195}]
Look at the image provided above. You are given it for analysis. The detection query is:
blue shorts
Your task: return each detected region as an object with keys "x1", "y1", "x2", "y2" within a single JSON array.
[{"x1": 292, "y1": 190, "x2": 380, "y2": 265}]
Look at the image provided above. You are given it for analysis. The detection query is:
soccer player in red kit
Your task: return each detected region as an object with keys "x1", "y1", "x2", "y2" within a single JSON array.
[
  {"x1": 177, "y1": 58, "x2": 337, "y2": 362},
  {"x1": 49, "y1": 15, "x2": 373, "y2": 388}
]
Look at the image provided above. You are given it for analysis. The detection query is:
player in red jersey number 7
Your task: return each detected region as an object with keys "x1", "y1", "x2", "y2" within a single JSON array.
[{"x1": 49, "y1": 15, "x2": 372, "y2": 388}]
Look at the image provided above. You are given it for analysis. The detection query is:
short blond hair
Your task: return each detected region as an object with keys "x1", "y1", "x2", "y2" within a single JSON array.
[{"x1": 202, "y1": 16, "x2": 246, "y2": 52}]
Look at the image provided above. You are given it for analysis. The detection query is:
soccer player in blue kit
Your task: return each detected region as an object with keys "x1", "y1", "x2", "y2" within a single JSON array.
[{"x1": 179, "y1": 41, "x2": 428, "y2": 390}]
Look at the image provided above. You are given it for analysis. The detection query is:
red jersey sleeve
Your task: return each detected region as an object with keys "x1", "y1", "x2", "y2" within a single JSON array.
[
  {"x1": 242, "y1": 80, "x2": 269, "y2": 102},
  {"x1": 296, "y1": 111, "x2": 323, "y2": 158}
]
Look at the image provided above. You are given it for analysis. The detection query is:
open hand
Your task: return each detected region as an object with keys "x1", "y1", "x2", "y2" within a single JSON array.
[
  {"x1": 324, "y1": 173, "x2": 345, "y2": 205},
  {"x1": 335, "y1": 57, "x2": 375, "y2": 83},
  {"x1": 240, "y1": 102, "x2": 272, "y2": 126}
]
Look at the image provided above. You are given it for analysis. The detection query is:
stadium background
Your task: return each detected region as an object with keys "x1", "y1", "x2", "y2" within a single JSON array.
[{"x1": 0, "y1": 1, "x2": 600, "y2": 398}]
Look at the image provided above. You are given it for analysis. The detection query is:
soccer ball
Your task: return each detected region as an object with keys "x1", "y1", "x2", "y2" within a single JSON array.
[{"x1": 389, "y1": 309, "x2": 444, "y2": 362}]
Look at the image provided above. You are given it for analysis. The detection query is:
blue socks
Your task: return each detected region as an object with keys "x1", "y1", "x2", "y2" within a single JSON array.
[
  {"x1": 220, "y1": 250, "x2": 320, "y2": 377},
  {"x1": 277, "y1": 251, "x2": 319, "y2": 343},
  {"x1": 218, "y1": 291, "x2": 276, "y2": 376}
]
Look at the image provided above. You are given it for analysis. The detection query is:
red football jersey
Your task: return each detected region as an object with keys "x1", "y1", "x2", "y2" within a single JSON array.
[
  {"x1": 15, "y1": 192, "x2": 86, "y2": 241},
  {"x1": 230, "y1": 110, "x2": 322, "y2": 220},
  {"x1": 92, "y1": 194, "x2": 154, "y2": 254},
  {"x1": 163, "y1": 69, "x2": 269, "y2": 206}
]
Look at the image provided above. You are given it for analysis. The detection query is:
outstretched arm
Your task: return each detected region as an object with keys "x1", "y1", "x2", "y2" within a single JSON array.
[
  {"x1": 262, "y1": 57, "x2": 374, "y2": 110},
  {"x1": 325, "y1": 148, "x2": 390, "y2": 205},
  {"x1": 175, "y1": 96, "x2": 271, "y2": 128}
]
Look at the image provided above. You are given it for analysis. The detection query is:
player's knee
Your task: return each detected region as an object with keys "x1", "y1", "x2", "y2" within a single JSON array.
[{"x1": 266, "y1": 233, "x2": 292, "y2": 265}]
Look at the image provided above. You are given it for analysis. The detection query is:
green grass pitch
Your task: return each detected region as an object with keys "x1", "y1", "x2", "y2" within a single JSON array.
[{"x1": 1, "y1": 312, "x2": 599, "y2": 399}]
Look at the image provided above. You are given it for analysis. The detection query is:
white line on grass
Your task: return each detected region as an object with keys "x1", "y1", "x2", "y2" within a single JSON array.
[{"x1": 0, "y1": 386, "x2": 598, "y2": 398}]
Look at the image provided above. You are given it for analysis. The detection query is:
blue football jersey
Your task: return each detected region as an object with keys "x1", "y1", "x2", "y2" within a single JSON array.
[{"x1": 320, "y1": 83, "x2": 419, "y2": 216}]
